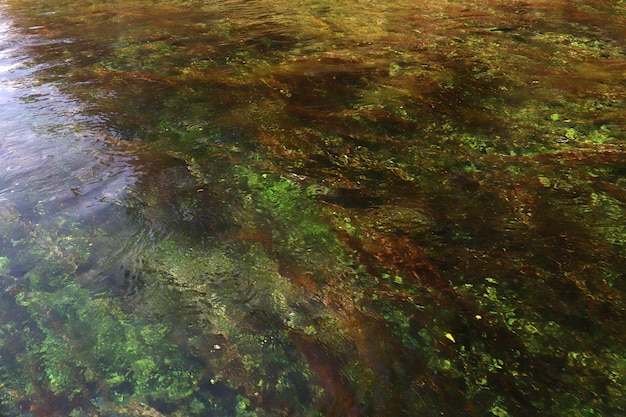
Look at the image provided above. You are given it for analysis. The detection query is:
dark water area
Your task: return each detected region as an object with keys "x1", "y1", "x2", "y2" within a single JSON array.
[{"x1": 1, "y1": 0, "x2": 625, "y2": 416}]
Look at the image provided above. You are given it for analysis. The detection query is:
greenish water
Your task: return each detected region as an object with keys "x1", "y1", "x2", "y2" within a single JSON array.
[{"x1": 1, "y1": 0, "x2": 625, "y2": 416}]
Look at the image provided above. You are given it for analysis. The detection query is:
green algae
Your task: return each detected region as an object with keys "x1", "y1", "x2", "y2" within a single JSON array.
[
  {"x1": 0, "y1": 220, "x2": 327, "y2": 414},
  {"x1": 235, "y1": 167, "x2": 343, "y2": 266},
  {"x1": 10, "y1": 280, "x2": 201, "y2": 402}
]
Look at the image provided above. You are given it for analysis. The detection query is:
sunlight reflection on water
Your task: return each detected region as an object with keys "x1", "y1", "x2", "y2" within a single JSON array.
[{"x1": 0, "y1": 11, "x2": 137, "y2": 221}]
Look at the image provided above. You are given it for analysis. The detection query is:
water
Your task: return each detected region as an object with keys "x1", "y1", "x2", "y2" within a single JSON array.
[{"x1": 1, "y1": 0, "x2": 625, "y2": 416}]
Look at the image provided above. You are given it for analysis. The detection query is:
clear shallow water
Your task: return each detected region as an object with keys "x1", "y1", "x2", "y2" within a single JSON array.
[
  {"x1": 0, "y1": 1, "x2": 625, "y2": 416},
  {"x1": 0, "y1": 6, "x2": 142, "y2": 289}
]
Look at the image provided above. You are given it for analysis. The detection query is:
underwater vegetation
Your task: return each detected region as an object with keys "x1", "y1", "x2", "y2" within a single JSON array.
[{"x1": 1, "y1": 0, "x2": 626, "y2": 416}]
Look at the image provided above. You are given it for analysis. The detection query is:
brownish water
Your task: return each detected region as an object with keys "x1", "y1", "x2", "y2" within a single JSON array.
[{"x1": 1, "y1": 0, "x2": 625, "y2": 416}]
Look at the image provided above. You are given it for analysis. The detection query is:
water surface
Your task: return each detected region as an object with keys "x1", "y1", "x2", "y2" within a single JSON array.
[{"x1": 1, "y1": 0, "x2": 626, "y2": 416}]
